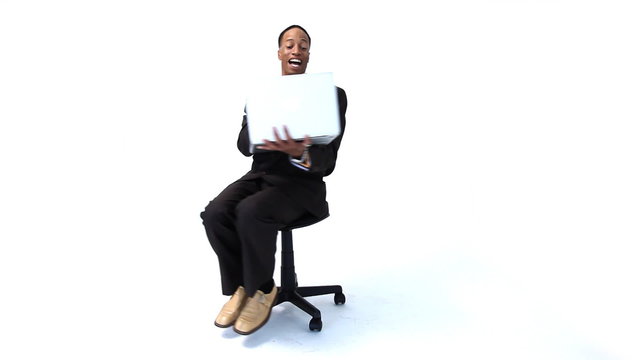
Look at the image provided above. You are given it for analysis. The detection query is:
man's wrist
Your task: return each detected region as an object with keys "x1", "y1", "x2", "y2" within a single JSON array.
[
  {"x1": 291, "y1": 144, "x2": 309, "y2": 159},
  {"x1": 291, "y1": 149, "x2": 305, "y2": 159},
  {"x1": 289, "y1": 145, "x2": 311, "y2": 169}
]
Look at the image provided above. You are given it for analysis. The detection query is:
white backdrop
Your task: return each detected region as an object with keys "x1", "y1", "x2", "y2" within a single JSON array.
[{"x1": 1, "y1": 1, "x2": 639, "y2": 359}]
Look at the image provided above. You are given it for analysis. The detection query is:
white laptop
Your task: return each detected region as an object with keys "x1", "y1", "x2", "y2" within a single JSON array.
[{"x1": 245, "y1": 72, "x2": 341, "y2": 153}]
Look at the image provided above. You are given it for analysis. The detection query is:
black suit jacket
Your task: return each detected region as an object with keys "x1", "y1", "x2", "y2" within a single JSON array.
[{"x1": 236, "y1": 87, "x2": 347, "y2": 217}]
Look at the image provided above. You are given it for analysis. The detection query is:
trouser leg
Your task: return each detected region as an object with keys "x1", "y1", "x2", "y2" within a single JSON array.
[
  {"x1": 201, "y1": 179, "x2": 308, "y2": 297},
  {"x1": 235, "y1": 185, "x2": 307, "y2": 297},
  {"x1": 201, "y1": 179, "x2": 261, "y2": 295}
]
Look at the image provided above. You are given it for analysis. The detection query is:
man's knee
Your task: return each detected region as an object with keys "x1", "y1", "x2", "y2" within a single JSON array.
[{"x1": 201, "y1": 198, "x2": 233, "y2": 225}]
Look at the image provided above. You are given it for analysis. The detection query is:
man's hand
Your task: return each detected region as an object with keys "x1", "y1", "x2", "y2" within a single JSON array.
[{"x1": 257, "y1": 126, "x2": 311, "y2": 158}]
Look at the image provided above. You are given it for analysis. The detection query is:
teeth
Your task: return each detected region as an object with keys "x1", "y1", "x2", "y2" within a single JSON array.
[{"x1": 289, "y1": 59, "x2": 301, "y2": 64}]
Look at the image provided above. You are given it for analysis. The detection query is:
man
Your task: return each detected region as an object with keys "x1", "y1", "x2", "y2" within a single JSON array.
[{"x1": 200, "y1": 25, "x2": 347, "y2": 335}]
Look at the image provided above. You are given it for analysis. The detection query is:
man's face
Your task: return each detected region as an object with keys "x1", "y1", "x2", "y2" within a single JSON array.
[{"x1": 277, "y1": 27, "x2": 310, "y2": 75}]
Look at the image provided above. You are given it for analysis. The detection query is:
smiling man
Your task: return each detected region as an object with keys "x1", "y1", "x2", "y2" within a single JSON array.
[
  {"x1": 200, "y1": 25, "x2": 348, "y2": 335},
  {"x1": 278, "y1": 25, "x2": 310, "y2": 75}
]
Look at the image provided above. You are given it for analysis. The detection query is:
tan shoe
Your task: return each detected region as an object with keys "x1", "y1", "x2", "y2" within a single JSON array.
[
  {"x1": 215, "y1": 286, "x2": 247, "y2": 328},
  {"x1": 233, "y1": 285, "x2": 278, "y2": 335}
]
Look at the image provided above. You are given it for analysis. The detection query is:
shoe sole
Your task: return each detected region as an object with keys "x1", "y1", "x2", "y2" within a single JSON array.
[
  {"x1": 233, "y1": 299, "x2": 275, "y2": 335},
  {"x1": 214, "y1": 321, "x2": 234, "y2": 328}
]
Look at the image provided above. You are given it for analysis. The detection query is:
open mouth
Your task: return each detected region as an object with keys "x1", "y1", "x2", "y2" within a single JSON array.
[{"x1": 288, "y1": 58, "x2": 302, "y2": 67}]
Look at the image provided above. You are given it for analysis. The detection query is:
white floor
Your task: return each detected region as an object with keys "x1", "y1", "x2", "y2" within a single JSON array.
[{"x1": 4, "y1": 207, "x2": 637, "y2": 360}]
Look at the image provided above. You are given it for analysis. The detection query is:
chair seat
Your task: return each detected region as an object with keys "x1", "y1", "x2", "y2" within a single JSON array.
[{"x1": 281, "y1": 211, "x2": 329, "y2": 231}]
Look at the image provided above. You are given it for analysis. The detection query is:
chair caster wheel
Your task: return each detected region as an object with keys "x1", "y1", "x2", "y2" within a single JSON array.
[
  {"x1": 309, "y1": 317, "x2": 322, "y2": 331},
  {"x1": 334, "y1": 292, "x2": 346, "y2": 305}
]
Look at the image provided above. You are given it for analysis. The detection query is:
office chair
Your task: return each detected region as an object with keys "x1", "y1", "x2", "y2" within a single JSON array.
[{"x1": 275, "y1": 213, "x2": 345, "y2": 331}]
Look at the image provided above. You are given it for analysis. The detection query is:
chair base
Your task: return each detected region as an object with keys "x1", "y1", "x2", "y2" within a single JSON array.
[
  {"x1": 276, "y1": 285, "x2": 345, "y2": 332},
  {"x1": 276, "y1": 219, "x2": 345, "y2": 331}
]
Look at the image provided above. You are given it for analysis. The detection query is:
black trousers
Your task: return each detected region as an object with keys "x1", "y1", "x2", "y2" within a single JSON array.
[{"x1": 201, "y1": 177, "x2": 308, "y2": 297}]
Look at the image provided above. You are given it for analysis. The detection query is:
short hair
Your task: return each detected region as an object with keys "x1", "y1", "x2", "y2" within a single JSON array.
[{"x1": 278, "y1": 25, "x2": 311, "y2": 48}]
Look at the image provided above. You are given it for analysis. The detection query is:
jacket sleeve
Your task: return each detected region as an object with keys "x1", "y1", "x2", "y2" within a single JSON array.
[
  {"x1": 237, "y1": 108, "x2": 252, "y2": 157},
  {"x1": 307, "y1": 87, "x2": 348, "y2": 176}
]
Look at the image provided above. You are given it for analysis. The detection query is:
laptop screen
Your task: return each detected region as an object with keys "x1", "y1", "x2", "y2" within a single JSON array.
[{"x1": 245, "y1": 72, "x2": 340, "y2": 152}]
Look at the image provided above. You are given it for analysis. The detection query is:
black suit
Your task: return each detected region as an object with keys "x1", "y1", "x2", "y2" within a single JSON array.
[{"x1": 201, "y1": 87, "x2": 347, "y2": 296}]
